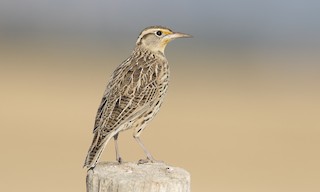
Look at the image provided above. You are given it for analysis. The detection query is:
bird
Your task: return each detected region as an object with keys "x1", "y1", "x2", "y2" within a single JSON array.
[{"x1": 84, "y1": 26, "x2": 192, "y2": 169}]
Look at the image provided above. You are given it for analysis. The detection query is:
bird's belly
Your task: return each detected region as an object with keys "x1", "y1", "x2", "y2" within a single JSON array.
[{"x1": 120, "y1": 96, "x2": 165, "y2": 133}]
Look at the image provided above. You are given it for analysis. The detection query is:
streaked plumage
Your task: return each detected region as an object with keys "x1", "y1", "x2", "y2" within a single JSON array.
[{"x1": 84, "y1": 26, "x2": 191, "y2": 169}]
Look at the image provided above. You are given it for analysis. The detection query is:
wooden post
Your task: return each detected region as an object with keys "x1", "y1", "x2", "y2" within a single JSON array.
[{"x1": 86, "y1": 162, "x2": 190, "y2": 192}]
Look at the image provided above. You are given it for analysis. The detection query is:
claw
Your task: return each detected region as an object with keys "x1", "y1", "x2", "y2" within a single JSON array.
[{"x1": 117, "y1": 157, "x2": 123, "y2": 164}]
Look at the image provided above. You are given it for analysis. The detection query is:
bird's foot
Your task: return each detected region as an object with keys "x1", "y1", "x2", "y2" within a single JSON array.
[
  {"x1": 138, "y1": 158, "x2": 149, "y2": 164},
  {"x1": 137, "y1": 157, "x2": 163, "y2": 164}
]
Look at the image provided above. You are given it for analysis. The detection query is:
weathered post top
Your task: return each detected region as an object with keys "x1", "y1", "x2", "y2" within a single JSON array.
[{"x1": 86, "y1": 162, "x2": 190, "y2": 192}]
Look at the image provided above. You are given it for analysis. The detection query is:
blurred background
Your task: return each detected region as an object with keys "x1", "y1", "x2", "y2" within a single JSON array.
[{"x1": 1, "y1": 0, "x2": 320, "y2": 191}]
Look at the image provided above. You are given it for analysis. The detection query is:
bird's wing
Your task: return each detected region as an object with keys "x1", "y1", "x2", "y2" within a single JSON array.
[{"x1": 93, "y1": 57, "x2": 163, "y2": 134}]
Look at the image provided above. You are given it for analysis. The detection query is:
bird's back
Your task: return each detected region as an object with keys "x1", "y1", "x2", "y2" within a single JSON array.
[{"x1": 96, "y1": 48, "x2": 169, "y2": 133}]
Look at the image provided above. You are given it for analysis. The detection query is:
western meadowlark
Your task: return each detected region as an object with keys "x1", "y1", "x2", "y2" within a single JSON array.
[{"x1": 84, "y1": 26, "x2": 191, "y2": 169}]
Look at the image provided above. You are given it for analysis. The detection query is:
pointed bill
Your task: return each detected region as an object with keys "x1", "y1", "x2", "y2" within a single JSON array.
[{"x1": 164, "y1": 32, "x2": 193, "y2": 40}]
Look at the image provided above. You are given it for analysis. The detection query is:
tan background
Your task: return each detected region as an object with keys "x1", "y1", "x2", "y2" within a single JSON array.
[{"x1": 1, "y1": 1, "x2": 320, "y2": 192}]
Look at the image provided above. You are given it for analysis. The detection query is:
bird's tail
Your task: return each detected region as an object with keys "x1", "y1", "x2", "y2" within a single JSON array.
[{"x1": 83, "y1": 131, "x2": 113, "y2": 169}]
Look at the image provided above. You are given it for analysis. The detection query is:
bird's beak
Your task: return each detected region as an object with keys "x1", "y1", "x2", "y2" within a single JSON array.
[
  {"x1": 160, "y1": 31, "x2": 192, "y2": 49},
  {"x1": 164, "y1": 32, "x2": 193, "y2": 40}
]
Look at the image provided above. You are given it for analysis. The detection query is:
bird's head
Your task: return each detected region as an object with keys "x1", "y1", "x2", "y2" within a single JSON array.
[{"x1": 136, "y1": 26, "x2": 192, "y2": 53}]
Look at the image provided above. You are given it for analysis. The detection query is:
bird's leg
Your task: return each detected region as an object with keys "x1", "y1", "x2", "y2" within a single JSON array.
[
  {"x1": 134, "y1": 136, "x2": 160, "y2": 164},
  {"x1": 113, "y1": 133, "x2": 122, "y2": 163}
]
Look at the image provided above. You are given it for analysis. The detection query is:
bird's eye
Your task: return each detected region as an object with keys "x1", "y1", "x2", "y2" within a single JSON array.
[{"x1": 156, "y1": 31, "x2": 162, "y2": 36}]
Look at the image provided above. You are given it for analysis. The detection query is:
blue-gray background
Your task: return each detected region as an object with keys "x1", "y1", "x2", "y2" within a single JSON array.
[
  {"x1": 1, "y1": 0, "x2": 320, "y2": 50},
  {"x1": 1, "y1": 1, "x2": 320, "y2": 192}
]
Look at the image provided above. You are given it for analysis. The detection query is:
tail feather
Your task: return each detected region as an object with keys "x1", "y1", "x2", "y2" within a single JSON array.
[{"x1": 83, "y1": 131, "x2": 113, "y2": 169}]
